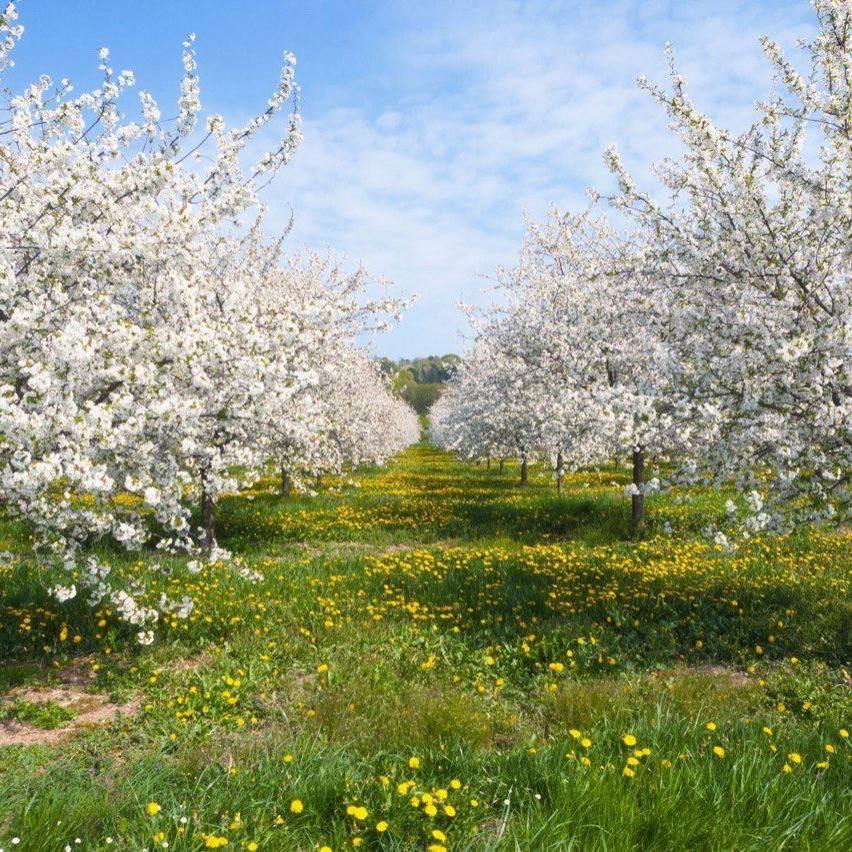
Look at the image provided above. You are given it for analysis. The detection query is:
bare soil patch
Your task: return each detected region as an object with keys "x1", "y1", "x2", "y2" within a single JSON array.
[{"x1": 0, "y1": 685, "x2": 139, "y2": 747}]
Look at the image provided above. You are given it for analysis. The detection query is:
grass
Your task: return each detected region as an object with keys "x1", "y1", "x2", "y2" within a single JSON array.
[
  {"x1": 0, "y1": 697, "x2": 76, "y2": 729},
  {"x1": 0, "y1": 444, "x2": 849, "y2": 850}
]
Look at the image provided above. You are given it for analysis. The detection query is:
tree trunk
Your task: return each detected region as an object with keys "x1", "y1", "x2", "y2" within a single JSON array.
[
  {"x1": 499, "y1": 458, "x2": 505, "y2": 474},
  {"x1": 280, "y1": 463, "x2": 291, "y2": 497},
  {"x1": 315, "y1": 473, "x2": 322, "y2": 490},
  {"x1": 632, "y1": 446, "x2": 645, "y2": 532},
  {"x1": 200, "y1": 471, "x2": 216, "y2": 553},
  {"x1": 520, "y1": 456, "x2": 528, "y2": 487},
  {"x1": 556, "y1": 451, "x2": 563, "y2": 495},
  {"x1": 486, "y1": 457, "x2": 491, "y2": 471}
]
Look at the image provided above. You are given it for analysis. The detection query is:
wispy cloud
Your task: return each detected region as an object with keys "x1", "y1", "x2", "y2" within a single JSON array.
[{"x1": 258, "y1": 0, "x2": 815, "y2": 357}]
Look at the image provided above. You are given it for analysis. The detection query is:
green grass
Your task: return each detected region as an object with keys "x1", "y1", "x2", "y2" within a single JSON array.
[
  {"x1": 0, "y1": 697, "x2": 76, "y2": 729},
  {"x1": 0, "y1": 445, "x2": 849, "y2": 850}
]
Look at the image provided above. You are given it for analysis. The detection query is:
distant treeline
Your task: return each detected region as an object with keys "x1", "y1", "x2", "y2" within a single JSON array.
[{"x1": 379, "y1": 354, "x2": 460, "y2": 414}]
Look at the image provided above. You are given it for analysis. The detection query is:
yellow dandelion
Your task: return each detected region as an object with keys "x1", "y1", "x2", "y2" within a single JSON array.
[{"x1": 346, "y1": 805, "x2": 368, "y2": 820}]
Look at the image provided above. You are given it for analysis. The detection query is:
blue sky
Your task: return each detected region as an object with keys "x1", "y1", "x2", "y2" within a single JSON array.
[{"x1": 8, "y1": 1, "x2": 815, "y2": 357}]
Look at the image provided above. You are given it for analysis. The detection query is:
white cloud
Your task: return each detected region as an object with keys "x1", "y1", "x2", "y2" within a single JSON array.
[{"x1": 257, "y1": 0, "x2": 816, "y2": 357}]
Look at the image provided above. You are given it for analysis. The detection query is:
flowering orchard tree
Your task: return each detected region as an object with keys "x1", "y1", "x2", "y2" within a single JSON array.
[
  {"x1": 0, "y1": 3, "x2": 301, "y2": 629},
  {"x1": 438, "y1": 0, "x2": 848, "y2": 534},
  {"x1": 261, "y1": 253, "x2": 417, "y2": 494},
  {"x1": 604, "y1": 0, "x2": 850, "y2": 530},
  {"x1": 502, "y1": 209, "x2": 685, "y2": 518},
  {"x1": 314, "y1": 348, "x2": 422, "y2": 474},
  {"x1": 429, "y1": 341, "x2": 539, "y2": 480},
  {"x1": 437, "y1": 209, "x2": 682, "y2": 522},
  {"x1": 0, "y1": 4, "x2": 417, "y2": 637}
]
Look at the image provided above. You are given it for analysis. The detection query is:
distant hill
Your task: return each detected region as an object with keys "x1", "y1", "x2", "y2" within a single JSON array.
[{"x1": 379, "y1": 354, "x2": 460, "y2": 414}]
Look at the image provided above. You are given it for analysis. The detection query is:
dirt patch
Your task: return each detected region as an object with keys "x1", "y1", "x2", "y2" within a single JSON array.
[
  {"x1": 0, "y1": 686, "x2": 139, "y2": 747},
  {"x1": 687, "y1": 663, "x2": 752, "y2": 687},
  {"x1": 55, "y1": 656, "x2": 98, "y2": 687},
  {"x1": 287, "y1": 539, "x2": 465, "y2": 559},
  {"x1": 169, "y1": 652, "x2": 214, "y2": 673},
  {"x1": 287, "y1": 541, "x2": 378, "y2": 558}
]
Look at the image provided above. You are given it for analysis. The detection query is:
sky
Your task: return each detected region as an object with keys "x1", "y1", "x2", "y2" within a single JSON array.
[{"x1": 6, "y1": 0, "x2": 816, "y2": 357}]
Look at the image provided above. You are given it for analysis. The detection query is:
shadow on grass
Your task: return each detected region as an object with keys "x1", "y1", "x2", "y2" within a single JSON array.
[
  {"x1": 212, "y1": 483, "x2": 638, "y2": 554},
  {"x1": 440, "y1": 493, "x2": 634, "y2": 545}
]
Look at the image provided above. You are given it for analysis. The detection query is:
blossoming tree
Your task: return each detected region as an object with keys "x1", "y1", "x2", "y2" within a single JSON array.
[
  {"x1": 0, "y1": 3, "x2": 418, "y2": 637},
  {"x1": 604, "y1": 0, "x2": 850, "y2": 530}
]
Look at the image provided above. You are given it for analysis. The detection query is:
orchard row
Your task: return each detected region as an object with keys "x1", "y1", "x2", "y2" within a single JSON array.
[
  {"x1": 432, "y1": 0, "x2": 849, "y2": 539},
  {"x1": 0, "y1": 4, "x2": 419, "y2": 638}
]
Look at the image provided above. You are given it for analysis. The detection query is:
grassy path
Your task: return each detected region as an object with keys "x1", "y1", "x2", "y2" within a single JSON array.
[{"x1": 0, "y1": 445, "x2": 850, "y2": 849}]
